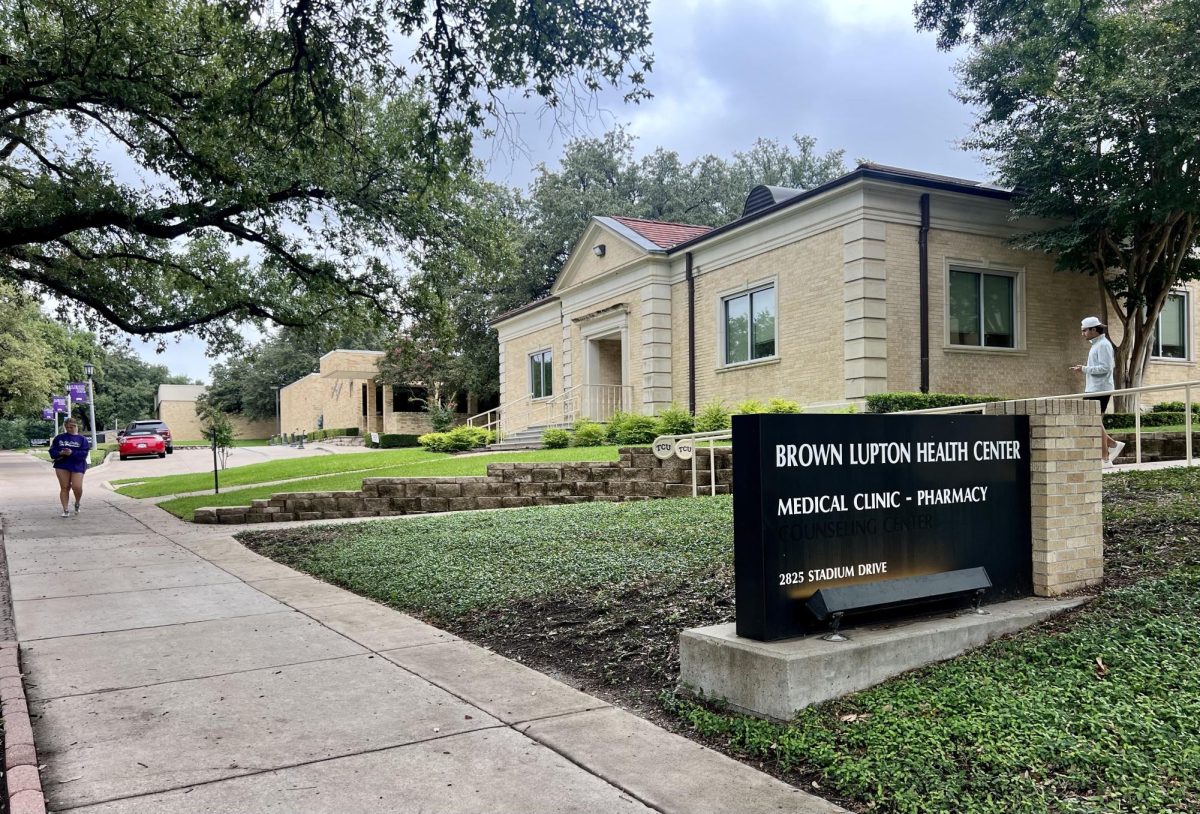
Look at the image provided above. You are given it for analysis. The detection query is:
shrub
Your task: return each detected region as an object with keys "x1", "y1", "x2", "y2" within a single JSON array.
[
  {"x1": 1150, "y1": 401, "x2": 1200, "y2": 414},
  {"x1": 694, "y1": 401, "x2": 731, "y2": 432},
  {"x1": 378, "y1": 433, "x2": 421, "y2": 448},
  {"x1": 1105, "y1": 412, "x2": 1193, "y2": 430},
  {"x1": 766, "y1": 397, "x2": 801, "y2": 414},
  {"x1": 542, "y1": 428, "x2": 571, "y2": 448},
  {"x1": 734, "y1": 399, "x2": 765, "y2": 415},
  {"x1": 654, "y1": 404, "x2": 694, "y2": 435},
  {"x1": 865, "y1": 392, "x2": 1005, "y2": 413},
  {"x1": 428, "y1": 402, "x2": 456, "y2": 432},
  {"x1": 604, "y1": 410, "x2": 632, "y2": 444},
  {"x1": 418, "y1": 432, "x2": 454, "y2": 453},
  {"x1": 447, "y1": 425, "x2": 492, "y2": 450},
  {"x1": 615, "y1": 414, "x2": 659, "y2": 445},
  {"x1": 572, "y1": 421, "x2": 607, "y2": 447}
]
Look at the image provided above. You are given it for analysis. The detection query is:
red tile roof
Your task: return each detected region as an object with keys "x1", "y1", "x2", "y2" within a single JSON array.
[{"x1": 610, "y1": 216, "x2": 713, "y2": 249}]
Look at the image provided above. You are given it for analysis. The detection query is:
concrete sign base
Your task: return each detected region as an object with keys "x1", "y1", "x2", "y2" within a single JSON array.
[{"x1": 678, "y1": 596, "x2": 1088, "y2": 722}]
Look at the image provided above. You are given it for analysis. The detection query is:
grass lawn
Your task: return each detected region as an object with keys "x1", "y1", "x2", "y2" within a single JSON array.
[
  {"x1": 154, "y1": 446, "x2": 622, "y2": 520},
  {"x1": 241, "y1": 468, "x2": 1200, "y2": 813},
  {"x1": 30, "y1": 444, "x2": 116, "y2": 467}
]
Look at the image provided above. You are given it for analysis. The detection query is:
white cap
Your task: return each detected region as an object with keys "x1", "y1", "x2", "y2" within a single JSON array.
[{"x1": 1080, "y1": 316, "x2": 1104, "y2": 330}]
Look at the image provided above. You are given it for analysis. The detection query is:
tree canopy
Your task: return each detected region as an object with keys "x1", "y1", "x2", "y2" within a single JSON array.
[
  {"x1": 0, "y1": 0, "x2": 652, "y2": 350},
  {"x1": 915, "y1": 0, "x2": 1200, "y2": 391},
  {"x1": 518, "y1": 128, "x2": 846, "y2": 302}
]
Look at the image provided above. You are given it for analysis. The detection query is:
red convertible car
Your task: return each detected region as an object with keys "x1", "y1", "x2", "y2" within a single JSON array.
[{"x1": 118, "y1": 429, "x2": 167, "y2": 460}]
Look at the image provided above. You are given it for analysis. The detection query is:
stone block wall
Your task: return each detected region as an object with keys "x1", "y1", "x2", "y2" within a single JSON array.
[
  {"x1": 984, "y1": 398, "x2": 1103, "y2": 595},
  {"x1": 193, "y1": 448, "x2": 733, "y2": 524}
]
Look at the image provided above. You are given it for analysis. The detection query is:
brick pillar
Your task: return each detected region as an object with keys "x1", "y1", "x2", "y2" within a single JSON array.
[{"x1": 984, "y1": 398, "x2": 1103, "y2": 595}]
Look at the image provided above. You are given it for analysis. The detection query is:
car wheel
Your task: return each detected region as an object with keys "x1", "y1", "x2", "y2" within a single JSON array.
[
  {"x1": 158, "y1": 452, "x2": 166, "y2": 458},
  {"x1": 119, "y1": 454, "x2": 128, "y2": 461},
  {"x1": 166, "y1": 446, "x2": 173, "y2": 454}
]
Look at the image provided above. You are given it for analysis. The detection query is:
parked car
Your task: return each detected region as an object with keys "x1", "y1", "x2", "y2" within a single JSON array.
[
  {"x1": 119, "y1": 429, "x2": 166, "y2": 460},
  {"x1": 124, "y1": 419, "x2": 173, "y2": 454}
]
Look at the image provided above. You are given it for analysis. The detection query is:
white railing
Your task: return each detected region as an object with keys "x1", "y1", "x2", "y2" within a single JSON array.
[
  {"x1": 465, "y1": 384, "x2": 633, "y2": 443},
  {"x1": 651, "y1": 430, "x2": 733, "y2": 497},
  {"x1": 898, "y1": 380, "x2": 1199, "y2": 468}
]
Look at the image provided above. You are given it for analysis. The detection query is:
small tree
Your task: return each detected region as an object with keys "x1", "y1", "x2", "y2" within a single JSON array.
[{"x1": 197, "y1": 401, "x2": 235, "y2": 470}]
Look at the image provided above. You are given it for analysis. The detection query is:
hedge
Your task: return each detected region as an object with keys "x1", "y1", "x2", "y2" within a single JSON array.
[
  {"x1": 306, "y1": 427, "x2": 359, "y2": 440},
  {"x1": 377, "y1": 433, "x2": 421, "y2": 448},
  {"x1": 1149, "y1": 402, "x2": 1200, "y2": 414},
  {"x1": 1104, "y1": 412, "x2": 1197, "y2": 430},
  {"x1": 865, "y1": 392, "x2": 1005, "y2": 413}
]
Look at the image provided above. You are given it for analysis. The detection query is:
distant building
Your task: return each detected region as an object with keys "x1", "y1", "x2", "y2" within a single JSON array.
[
  {"x1": 278, "y1": 349, "x2": 479, "y2": 437},
  {"x1": 155, "y1": 384, "x2": 275, "y2": 440}
]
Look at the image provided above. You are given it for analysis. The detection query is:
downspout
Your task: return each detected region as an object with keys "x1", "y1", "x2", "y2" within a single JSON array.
[
  {"x1": 686, "y1": 252, "x2": 696, "y2": 414},
  {"x1": 918, "y1": 194, "x2": 931, "y2": 394}
]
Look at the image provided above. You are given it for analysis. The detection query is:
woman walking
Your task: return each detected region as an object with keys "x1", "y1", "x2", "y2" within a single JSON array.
[{"x1": 50, "y1": 418, "x2": 91, "y2": 517}]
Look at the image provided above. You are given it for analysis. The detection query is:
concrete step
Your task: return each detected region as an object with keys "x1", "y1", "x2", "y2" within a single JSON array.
[{"x1": 486, "y1": 441, "x2": 545, "y2": 451}]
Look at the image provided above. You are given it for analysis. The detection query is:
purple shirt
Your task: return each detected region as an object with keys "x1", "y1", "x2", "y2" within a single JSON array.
[{"x1": 50, "y1": 433, "x2": 90, "y2": 473}]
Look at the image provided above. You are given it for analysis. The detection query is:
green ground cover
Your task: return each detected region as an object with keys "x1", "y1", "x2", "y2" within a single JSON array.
[
  {"x1": 154, "y1": 446, "x2": 622, "y2": 520},
  {"x1": 30, "y1": 443, "x2": 116, "y2": 467},
  {"x1": 242, "y1": 468, "x2": 1200, "y2": 813}
]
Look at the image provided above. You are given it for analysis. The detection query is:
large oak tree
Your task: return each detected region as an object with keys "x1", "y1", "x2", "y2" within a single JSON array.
[
  {"x1": 915, "y1": 0, "x2": 1200, "y2": 397},
  {"x1": 0, "y1": 0, "x2": 652, "y2": 350}
]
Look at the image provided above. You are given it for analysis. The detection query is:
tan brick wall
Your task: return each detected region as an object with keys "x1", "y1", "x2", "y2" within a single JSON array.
[
  {"x1": 501, "y1": 323, "x2": 564, "y2": 431},
  {"x1": 680, "y1": 228, "x2": 844, "y2": 410},
  {"x1": 1132, "y1": 279, "x2": 1200, "y2": 406},
  {"x1": 382, "y1": 412, "x2": 437, "y2": 435},
  {"x1": 281, "y1": 374, "x2": 364, "y2": 435},
  {"x1": 157, "y1": 401, "x2": 274, "y2": 441},
  {"x1": 318, "y1": 350, "x2": 385, "y2": 376},
  {"x1": 887, "y1": 226, "x2": 1098, "y2": 399},
  {"x1": 985, "y1": 398, "x2": 1103, "y2": 595}
]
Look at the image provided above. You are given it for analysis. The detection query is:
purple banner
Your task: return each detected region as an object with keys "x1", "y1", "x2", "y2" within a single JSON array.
[
  {"x1": 68, "y1": 382, "x2": 89, "y2": 403},
  {"x1": 42, "y1": 408, "x2": 54, "y2": 420},
  {"x1": 51, "y1": 396, "x2": 67, "y2": 413}
]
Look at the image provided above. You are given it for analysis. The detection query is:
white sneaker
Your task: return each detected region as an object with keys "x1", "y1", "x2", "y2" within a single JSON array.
[
  {"x1": 73, "y1": 504, "x2": 80, "y2": 516},
  {"x1": 1108, "y1": 440, "x2": 1126, "y2": 464},
  {"x1": 60, "y1": 510, "x2": 70, "y2": 518}
]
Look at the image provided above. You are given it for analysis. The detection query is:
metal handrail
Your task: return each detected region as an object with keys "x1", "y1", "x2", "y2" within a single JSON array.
[
  {"x1": 897, "y1": 379, "x2": 1199, "y2": 468},
  {"x1": 464, "y1": 383, "x2": 634, "y2": 444}
]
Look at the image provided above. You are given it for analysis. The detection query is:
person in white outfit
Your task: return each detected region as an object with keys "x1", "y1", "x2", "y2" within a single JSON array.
[{"x1": 1071, "y1": 316, "x2": 1124, "y2": 465}]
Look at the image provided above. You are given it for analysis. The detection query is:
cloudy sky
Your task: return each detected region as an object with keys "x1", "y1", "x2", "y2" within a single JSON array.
[{"x1": 134, "y1": 0, "x2": 985, "y2": 383}]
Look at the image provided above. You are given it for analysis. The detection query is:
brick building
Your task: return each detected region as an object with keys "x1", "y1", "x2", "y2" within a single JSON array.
[
  {"x1": 491, "y1": 163, "x2": 1200, "y2": 435},
  {"x1": 156, "y1": 384, "x2": 276, "y2": 441}
]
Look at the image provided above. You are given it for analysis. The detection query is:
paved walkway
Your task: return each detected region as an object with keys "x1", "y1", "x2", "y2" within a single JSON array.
[{"x1": 0, "y1": 452, "x2": 841, "y2": 814}]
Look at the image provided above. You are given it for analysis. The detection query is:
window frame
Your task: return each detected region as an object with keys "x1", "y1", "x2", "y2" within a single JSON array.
[
  {"x1": 529, "y1": 348, "x2": 554, "y2": 400},
  {"x1": 1151, "y1": 290, "x2": 1191, "y2": 362},
  {"x1": 719, "y1": 281, "x2": 778, "y2": 369},
  {"x1": 944, "y1": 263, "x2": 1023, "y2": 352}
]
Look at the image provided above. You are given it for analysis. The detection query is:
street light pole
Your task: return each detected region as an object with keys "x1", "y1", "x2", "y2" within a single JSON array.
[
  {"x1": 83, "y1": 363, "x2": 98, "y2": 450},
  {"x1": 271, "y1": 386, "x2": 281, "y2": 438}
]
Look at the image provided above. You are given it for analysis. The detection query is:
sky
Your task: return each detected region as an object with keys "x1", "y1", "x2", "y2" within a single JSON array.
[{"x1": 130, "y1": 0, "x2": 985, "y2": 383}]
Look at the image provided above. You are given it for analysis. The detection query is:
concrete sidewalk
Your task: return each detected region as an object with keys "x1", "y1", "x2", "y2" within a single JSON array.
[{"x1": 0, "y1": 453, "x2": 842, "y2": 814}]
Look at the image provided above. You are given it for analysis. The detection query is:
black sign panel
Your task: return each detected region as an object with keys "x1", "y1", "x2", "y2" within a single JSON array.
[{"x1": 733, "y1": 413, "x2": 1032, "y2": 641}]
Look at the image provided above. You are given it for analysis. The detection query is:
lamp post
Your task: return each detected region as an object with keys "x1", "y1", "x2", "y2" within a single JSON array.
[
  {"x1": 271, "y1": 386, "x2": 281, "y2": 438},
  {"x1": 83, "y1": 363, "x2": 98, "y2": 450}
]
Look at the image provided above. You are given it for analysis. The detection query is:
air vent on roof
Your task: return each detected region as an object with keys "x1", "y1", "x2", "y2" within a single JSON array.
[{"x1": 742, "y1": 185, "x2": 804, "y2": 218}]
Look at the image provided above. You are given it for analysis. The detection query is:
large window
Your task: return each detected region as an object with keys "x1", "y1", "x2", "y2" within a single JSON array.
[
  {"x1": 530, "y1": 350, "x2": 553, "y2": 399},
  {"x1": 724, "y1": 285, "x2": 776, "y2": 365},
  {"x1": 1152, "y1": 292, "x2": 1188, "y2": 359},
  {"x1": 948, "y1": 268, "x2": 1016, "y2": 348}
]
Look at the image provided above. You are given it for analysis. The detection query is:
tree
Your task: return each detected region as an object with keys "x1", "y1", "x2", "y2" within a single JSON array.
[
  {"x1": 915, "y1": 0, "x2": 1200, "y2": 398},
  {"x1": 91, "y1": 348, "x2": 191, "y2": 429},
  {"x1": 0, "y1": 282, "x2": 58, "y2": 417},
  {"x1": 520, "y1": 129, "x2": 846, "y2": 300},
  {"x1": 1, "y1": 0, "x2": 653, "y2": 351},
  {"x1": 377, "y1": 177, "x2": 524, "y2": 411},
  {"x1": 196, "y1": 400, "x2": 234, "y2": 470}
]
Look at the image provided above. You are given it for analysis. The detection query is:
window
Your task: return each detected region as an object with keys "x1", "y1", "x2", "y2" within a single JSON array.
[
  {"x1": 1153, "y1": 292, "x2": 1188, "y2": 359},
  {"x1": 530, "y1": 350, "x2": 553, "y2": 399},
  {"x1": 724, "y1": 285, "x2": 776, "y2": 365},
  {"x1": 948, "y1": 268, "x2": 1015, "y2": 348},
  {"x1": 392, "y1": 386, "x2": 428, "y2": 413}
]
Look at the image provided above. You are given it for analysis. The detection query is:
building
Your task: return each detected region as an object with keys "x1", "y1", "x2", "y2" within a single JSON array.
[
  {"x1": 491, "y1": 163, "x2": 1200, "y2": 435},
  {"x1": 155, "y1": 384, "x2": 276, "y2": 440},
  {"x1": 278, "y1": 349, "x2": 472, "y2": 437}
]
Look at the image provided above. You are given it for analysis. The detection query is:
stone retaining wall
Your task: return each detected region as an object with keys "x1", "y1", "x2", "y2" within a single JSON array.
[
  {"x1": 1107, "y1": 430, "x2": 1200, "y2": 463},
  {"x1": 193, "y1": 448, "x2": 733, "y2": 524}
]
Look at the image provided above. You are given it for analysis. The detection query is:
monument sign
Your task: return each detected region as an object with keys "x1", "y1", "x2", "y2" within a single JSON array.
[{"x1": 733, "y1": 413, "x2": 1032, "y2": 641}]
